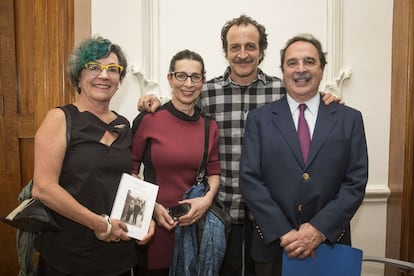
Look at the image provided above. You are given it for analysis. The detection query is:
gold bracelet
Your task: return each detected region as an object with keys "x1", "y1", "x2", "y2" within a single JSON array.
[{"x1": 95, "y1": 214, "x2": 112, "y2": 240}]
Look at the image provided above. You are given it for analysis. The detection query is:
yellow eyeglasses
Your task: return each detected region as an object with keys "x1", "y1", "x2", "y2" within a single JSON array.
[{"x1": 84, "y1": 62, "x2": 124, "y2": 76}]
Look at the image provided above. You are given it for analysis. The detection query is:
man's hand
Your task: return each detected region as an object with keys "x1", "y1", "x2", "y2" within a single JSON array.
[
  {"x1": 280, "y1": 223, "x2": 325, "y2": 259},
  {"x1": 280, "y1": 229, "x2": 299, "y2": 248},
  {"x1": 137, "y1": 94, "x2": 161, "y2": 113},
  {"x1": 321, "y1": 91, "x2": 344, "y2": 105}
]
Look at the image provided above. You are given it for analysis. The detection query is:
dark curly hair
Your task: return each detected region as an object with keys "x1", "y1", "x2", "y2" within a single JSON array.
[{"x1": 220, "y1": 14, "x2": 268, "y2": 64}]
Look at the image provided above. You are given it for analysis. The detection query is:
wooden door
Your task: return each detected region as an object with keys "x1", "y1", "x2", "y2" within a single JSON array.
[
  {"x1": 386, "y1": 0, "x2": 414, "y2": 275},
  {"x1": 0, "y1": 0, "x2": 24, "y2": 273},
  {"x1": 0, "y1": 0, "x2": 77, "y2": 274}
]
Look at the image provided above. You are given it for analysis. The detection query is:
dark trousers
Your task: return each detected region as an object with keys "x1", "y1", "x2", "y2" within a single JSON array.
[
  {"x1": 37, "y1": 256, "x2": 133, "y2": 276},
  {"x1": 219, "y1": 223, "x2": 255, "y2": 276},
  {"x1": 132, "y1": 244, "x2": 169, "y2": 276},
  {"x1": 133, "y1": 267, "x2": 169, "y2": 276},
  {"x1": 254, "y1": 262, "x2": 282, "y2": 276}
]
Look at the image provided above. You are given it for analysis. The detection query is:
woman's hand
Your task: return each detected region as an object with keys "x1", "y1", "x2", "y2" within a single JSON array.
[
  {"x1": 136, "y1": 219, "x2": 156, "y2": 245},
  {"x1": 153, "y1": 202, "x2": 177, "y2": 230},
  {"x1": 109, "y1": 218, "x2": 131, "y2": 242},
  {"x1": 177, "y1": 196, "x2": 212, "y2": 226},
  {"x1": 94, "y1": 216, "x2": 130, "y2": 243}
]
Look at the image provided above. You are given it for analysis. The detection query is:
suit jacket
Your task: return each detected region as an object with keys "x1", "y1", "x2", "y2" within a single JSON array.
[{"x1": 239, "y1": 95, "x2": 368, "y2": 263}]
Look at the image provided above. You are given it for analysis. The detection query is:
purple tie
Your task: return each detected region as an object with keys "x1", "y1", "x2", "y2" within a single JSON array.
[{"x1": 298, "y1": 104, "x2": 311, "y2": 163}]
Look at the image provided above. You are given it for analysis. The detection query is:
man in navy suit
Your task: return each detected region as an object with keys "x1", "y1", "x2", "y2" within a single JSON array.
[{"x1": 239, "y1": 33, "x2": 368, "y2": 276}]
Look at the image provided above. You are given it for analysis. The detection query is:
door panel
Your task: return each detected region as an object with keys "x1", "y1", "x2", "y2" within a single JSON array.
[
  {"x1": 386, "y1": 1, "x2": 414, "y2": 275},
  {"x1": 0, "y1": 0, "x2": 76, "y2": 274},
  {"x1": 0, "y1": 0, "x2": 21, "y2": 274}
]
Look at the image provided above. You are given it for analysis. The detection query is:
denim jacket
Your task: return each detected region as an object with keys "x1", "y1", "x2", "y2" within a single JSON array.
[{"x1": 170, "y1": 183, "x2": 226, "y2": 276}]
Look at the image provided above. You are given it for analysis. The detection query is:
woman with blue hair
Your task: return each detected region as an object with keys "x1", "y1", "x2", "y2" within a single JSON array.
[{"x1": 31, "y1": 36, "x2": 154, "y2": 276}]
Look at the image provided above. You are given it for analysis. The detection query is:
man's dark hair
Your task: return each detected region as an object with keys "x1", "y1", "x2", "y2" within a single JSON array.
[{"x1": 221, "y1": 14, "x2": 268, "y2": 64}]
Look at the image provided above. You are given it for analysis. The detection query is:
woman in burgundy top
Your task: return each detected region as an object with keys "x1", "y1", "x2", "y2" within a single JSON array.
[{"x1": 131, "y1": 50, "x2": 221, "y2": 275}]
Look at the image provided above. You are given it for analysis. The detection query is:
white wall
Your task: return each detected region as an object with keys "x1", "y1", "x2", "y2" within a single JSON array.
[
  {"x1": 92, "y1": 0, "x2": 329, "y2": 121},
  {"x1": 91, "y1": 1, "x2": 393, "y2": 275},
  {"x1": 91, "y1": 0, "x2": 143, "y2": 122},
  {"x1": 342, "y1": 1, "x2": 393, "y2": 274},
  {"x1": 342, "y1": 0, "x2": 393, "y2": 200},
  {"x1": 158, "y1": 0, "x2": 327, "y2": 96}
]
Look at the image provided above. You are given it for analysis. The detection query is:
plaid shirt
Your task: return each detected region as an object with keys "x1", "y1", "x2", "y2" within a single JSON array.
[{"x1": 199, "y1": 67, "x2": 286, "y2": 224}]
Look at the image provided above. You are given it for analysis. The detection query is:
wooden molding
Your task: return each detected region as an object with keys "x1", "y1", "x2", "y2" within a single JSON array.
[{"x1": 74, "y1": 0, "x2": 91, "y2": 46}]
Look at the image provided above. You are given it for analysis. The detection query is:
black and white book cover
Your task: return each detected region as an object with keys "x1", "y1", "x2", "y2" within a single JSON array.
[{"x1": 111, "y1": 173, "x2": 158, "y2": 240}]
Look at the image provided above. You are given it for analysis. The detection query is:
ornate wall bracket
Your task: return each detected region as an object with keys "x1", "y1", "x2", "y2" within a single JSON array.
[
  {"x1": 324, "y1": 68, "x2": 352, "y2": 95},
  {"x1": 323, "y1": 0, "x2": 351, "y2": 96},
  {"x1": 131, "y1": 0, "x2": 160, "y2": 95},
  {"x1": 131, "y1": 65, "x2": 159, "y2": 92}
]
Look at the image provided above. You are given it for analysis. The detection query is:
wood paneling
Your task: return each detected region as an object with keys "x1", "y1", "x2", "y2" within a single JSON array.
[
  {"x1": 33, "y1": 0, "x2": 76, "y2": 126},
  {"x1": 0, "y1": 0, "x2": 21, "y2": 273},
  {"x1": 74, "y1": 0, "x2": 91, "y2": 45},
  {"x1": 386, "y1": 0, "x2": 414, "y2": 275},
  {"x1": 15, "y1": 0, "x2": 35, "y2": 115},
  {"x1": 0, "y1": 0, "x2": 84, "y2": 273}
]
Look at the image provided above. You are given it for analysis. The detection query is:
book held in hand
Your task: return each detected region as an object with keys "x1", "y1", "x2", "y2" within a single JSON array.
[
  {"x1": 110, "y1": 173, "x2": 159, "y2": 240},
  {"x1": 5, "y1": 198, "x2": 37, "y2": 220}
]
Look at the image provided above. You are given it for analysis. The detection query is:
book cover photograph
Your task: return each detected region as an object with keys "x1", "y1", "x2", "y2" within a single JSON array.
[{"x1": 111, "y1": 173, "x2": 159, "y2": 240}]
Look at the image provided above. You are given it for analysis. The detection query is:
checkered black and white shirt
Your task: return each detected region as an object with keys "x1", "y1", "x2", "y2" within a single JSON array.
[{"x1": 199, "y1": 67, "x2": 286, "y2": 224}]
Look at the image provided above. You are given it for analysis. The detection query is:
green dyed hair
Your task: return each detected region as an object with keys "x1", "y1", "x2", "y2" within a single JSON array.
[{"x1": 67, "y1": 36, "x2": 128, "y2": 93}]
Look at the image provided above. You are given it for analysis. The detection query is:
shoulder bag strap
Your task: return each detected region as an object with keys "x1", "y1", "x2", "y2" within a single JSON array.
[{"x1": 196, "y1": 116, "x2": 211, "y2": 183}]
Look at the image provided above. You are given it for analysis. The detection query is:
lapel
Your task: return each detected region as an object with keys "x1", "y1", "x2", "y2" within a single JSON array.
[
  {"x1": 270, "y1": 97, "x2": 304, "y2": 166},
  {"x1": 306, "y1": 98, "x2": 337, "y2": 168}
]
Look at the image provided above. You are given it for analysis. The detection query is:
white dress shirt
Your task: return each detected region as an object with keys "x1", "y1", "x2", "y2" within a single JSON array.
[{"x1": 286, "y1": 93, "x2": 320, "y2": 139}]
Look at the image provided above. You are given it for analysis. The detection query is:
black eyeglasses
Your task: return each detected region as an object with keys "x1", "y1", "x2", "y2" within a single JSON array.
[{"x1": 170, "y1": 71, "x2": 204, "y2": 83}]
